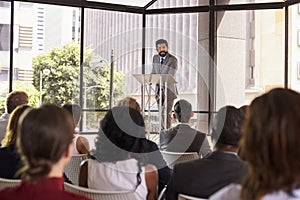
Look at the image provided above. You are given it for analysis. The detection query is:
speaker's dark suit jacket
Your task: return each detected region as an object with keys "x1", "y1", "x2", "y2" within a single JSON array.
[
  {"x1": 151, "y1": 53, "x2": 178, "y2": 100},
  {"x1": 166, "y1": 151, "x2": 248, "y2": 199},
  {"x1": 159, "y1": 124, "x2": 211, "y2": 157}
]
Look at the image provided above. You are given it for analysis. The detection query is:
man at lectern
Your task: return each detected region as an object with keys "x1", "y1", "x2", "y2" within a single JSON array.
[{"x1": 151, "y1": 39, "x2": 178, "y2": 129}]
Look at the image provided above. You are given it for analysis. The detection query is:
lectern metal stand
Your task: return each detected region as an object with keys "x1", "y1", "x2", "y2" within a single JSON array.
[{"x1": 133, "y1": 74, "x2": 176, "y2": 136}]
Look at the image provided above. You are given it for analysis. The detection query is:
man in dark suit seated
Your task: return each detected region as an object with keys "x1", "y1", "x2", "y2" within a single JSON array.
[
  {"x1": 159, "y1": 99, "x2": 211, "y2": 157},
  {"x1": 166, "y1": 106, "x2": 248, "y2": 200}
]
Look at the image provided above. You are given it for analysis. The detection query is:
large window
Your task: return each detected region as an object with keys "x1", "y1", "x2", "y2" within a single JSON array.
[
  {"x1": 216, "y1": 9, "x2": 284, "y2": 109},
  {"x1": 148, "y1": 0, "x2": 209, "y2": 9},
  {"x1": 145, "y1": 12, "x2": 210, "y2": 132},
  {"x1": 289, "y1": 3, "x2": 300, "y2": 92},
  {"x1": 1, "y1": 0, "x2": 299, "y2": 134},
  {"x1": 9, "y1": 2, "x2": 81, "y2": 115},
  {"x1": 216, "y1": 0, "x2": 284, "y2": 5},
  {"x1": 83, "y1": 9, "x2": 142, "y2": 132},
  {"x1": 0, "y1": 1, "x2": 11, "y2": 113}
]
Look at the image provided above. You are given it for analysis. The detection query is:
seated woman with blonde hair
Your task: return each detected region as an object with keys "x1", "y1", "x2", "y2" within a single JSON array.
[
  {"x1": 210, "y1": 88, "x2": 300, "y2": 200},
  {"x1": 117, "y1": 96, "x2": 141, "y2": 112},
  {"x1": 0, "y1": 105, "x2": 90, "y2": 200},
  {"x1": 0, "y1": 105, "x2": 31, "y2": 179}
]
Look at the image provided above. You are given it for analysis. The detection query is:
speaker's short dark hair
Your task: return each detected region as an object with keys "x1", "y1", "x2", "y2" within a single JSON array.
[
  {"x1": 174, "y1": 99, "x2": 193, "y2": 123},
  {"x1": 156, "y1": 39, "x2": 168, "y2": 48}
]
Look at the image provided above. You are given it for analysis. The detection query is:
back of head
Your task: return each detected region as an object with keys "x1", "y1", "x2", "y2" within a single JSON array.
[
  {"x1": 211, "y1": 106, "x2": 243, "y2": 149},
  {"x1": 2, "y1": 105, "x2": 31, "y2": 147},
  {"x1": 18, "y1": 104, "x2": 74, "y2": 180},
  {"x1": 117, "y1": 97, "x2": 141, "y2": 112},
  {"x1": 92, "y1": 106, "x2": 146, "y2": 162},
  {"x1": 62, "y1": 103, "x2": 82, "y2": 127},
  {"x1": 156, "y1": 39, "x2": 168, "y2": 48},
  {"x1": 174, "y1": 99, "x2": 193, "y2": 123},
  {"x1": 6, "y1": 91, "x2": 29, "y2": 114},
  {"x1": 241, "y1": 88, "x2": 300, "y2": 199}
]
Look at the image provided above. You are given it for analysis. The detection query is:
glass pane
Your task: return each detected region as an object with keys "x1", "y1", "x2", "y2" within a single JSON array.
[
  {"x1": 216, "y1": 0, "x2": 284, "y2": 5},
  {"x1": 84, "y1": 9, "x2": 142, "y2": 110},
  {"x1": 216, "y1": 9, "x2": 284, "y2": 109},
  {"x1": 0, "y1": 1, "x2": 11, "y2": 114},
  {"x1": 145, "y1": 12, "x2": 210, "y2": 132},
  {"x1": 82, "y1": 110, "x2": 105, "y2": 132},
  {"x1": 87, "y1": 0, "x2": 152, "y2": 7},
  {"x1": 145, "y1": 12, "x2": 210, "y2": 109},
  {"x1": 13, "y1": 2, "x2": 81, "y2": 107},
  {"x1": 147, "y1": 0, "x2": 208, "y2": 9},
  {"x1": 288, "y1": 3, "x2": 300, "y2": 92}
]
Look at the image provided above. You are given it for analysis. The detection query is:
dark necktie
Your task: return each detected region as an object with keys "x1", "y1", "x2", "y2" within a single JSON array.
[{"x1": 161, "y1": 58, "x2": 164, "y2": 65}]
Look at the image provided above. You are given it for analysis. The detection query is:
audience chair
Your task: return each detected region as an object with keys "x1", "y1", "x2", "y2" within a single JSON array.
[
  {"x1": 64, "y1": 182, "x2": 136, "y2": 200},
  {"x1": 158, "y1": 185, "x2": 167, "y2": 200},
  {"x1": 64, "y1": 154, "x2": 88, "y2": 185},
  {"x1": 160, "y1": 151, "x2": 199, "y2": 169},
  {"x1": 178, "y1": 193, "x2": 208, "y2": 200},
  {"x1": 0, "y1": 177, "x2": 21, "y2": 190}
]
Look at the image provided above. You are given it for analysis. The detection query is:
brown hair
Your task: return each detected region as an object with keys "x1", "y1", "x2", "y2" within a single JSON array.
[
  {"x1": 240, "y1": 88, "x2": 300, "y2": 199},
  {"x1": 117, "y1": 97, "x2": 141, "y2": 112},
  {"x1": 6, "y1": 91, "x2": 29, "y2": 114},
  {"x1": 2, "y1": 105, "x2": 31, "y2": 147},
  {"x1": 17, "y1": 104, "x2": 74, "y2": 180}
]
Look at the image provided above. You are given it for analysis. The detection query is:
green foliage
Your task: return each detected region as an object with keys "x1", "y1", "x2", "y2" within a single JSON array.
[
  {"x1": 32, "y1": 42, "x2": 125, "y2": 130},
  {"x1": 13, "y1": 81, "x2": 40, "y2": 107},
  {"x1": 32, "y1": 42, "x2": 80, "y2": 105},
  {"x1": 0, "y1": 96, "x2": 5, "y2": 115},
  {"x1": 83, "y1": 65, "x2": 125, "y2": 109}
]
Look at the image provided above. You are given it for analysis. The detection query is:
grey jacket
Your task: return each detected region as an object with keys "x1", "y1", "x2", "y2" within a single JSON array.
[
  {"x1": 159, "y1": 124, "x2": 211, "y2": 157},
  {"x1": 151, "y1": 53, "x2": 178, "y2": 100}
]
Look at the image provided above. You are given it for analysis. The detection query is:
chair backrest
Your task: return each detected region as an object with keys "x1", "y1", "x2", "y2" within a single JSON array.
[
  {"x1": 158, "y1": 185, "x2": 167, "y2": 200},
  {"x1": 160, "y1": 151, "x2": 199, "y2": 169},
  {"x1": 64, "y1": 182, "x2": 136, "y2": 200},
  {"x1": 0, "y1": 177, "x2": 21, "y2": 190},
  {"x1": 64, "y1": 154, "x2": 88, "y2": 185},
  {"x1": 178, "y1": 193, "x2": 208, "y2": 200}
]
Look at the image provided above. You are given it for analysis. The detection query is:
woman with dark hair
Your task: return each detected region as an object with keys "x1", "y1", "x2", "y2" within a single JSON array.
[
  {"x1": 79, "y1": 106, "x2": 158, "y2": 200},
  {"x1": 117, "y1": 97, "x2": 172, "y2": 193},
  {"x1": 0, "y1": 105, "x2": 90, "y2": 200},
  {"x1": 0, "y1": 105, "x2": 31, "y2": 179},
  {"x1": 210, "y1": 88, "x2": 300, "y2": 200}
]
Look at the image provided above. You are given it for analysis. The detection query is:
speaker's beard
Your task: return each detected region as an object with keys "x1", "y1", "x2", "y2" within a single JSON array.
[{"x1": 159, "y1": 51, "x2": 167, "y2": 57}]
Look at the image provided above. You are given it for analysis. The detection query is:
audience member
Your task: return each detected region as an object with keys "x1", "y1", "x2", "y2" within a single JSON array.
[
  {"x1": 62, "y1": 103, "x2": 90, "y2": 154},
  {"x1": 0, "y1": 105, "x2": 31, "y2": 179},
  {"x1": 166, "y1": 106, "x2": 248, "y2": 199},
  {"x1": 117, "y1": 97, "x2": 172, "y2": 193},
  {"x1": 117, "y1": 96, "x2": 141, "y2": 112},
  {"x1": 210, "y1": 88, "x2": 300, "y2": 200},
  {"x1": 159, "y1": 99, "x2": 211, "y2": 157},
  {"x1": 0, "y1": 105, "x2": 90, "y2": 200},
  {"x1": 0, "y1": 91, "x2": 28, "y2": 144},
  {"x1": 79, "y1": 106, "x2": 158, "y2": 200}
]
